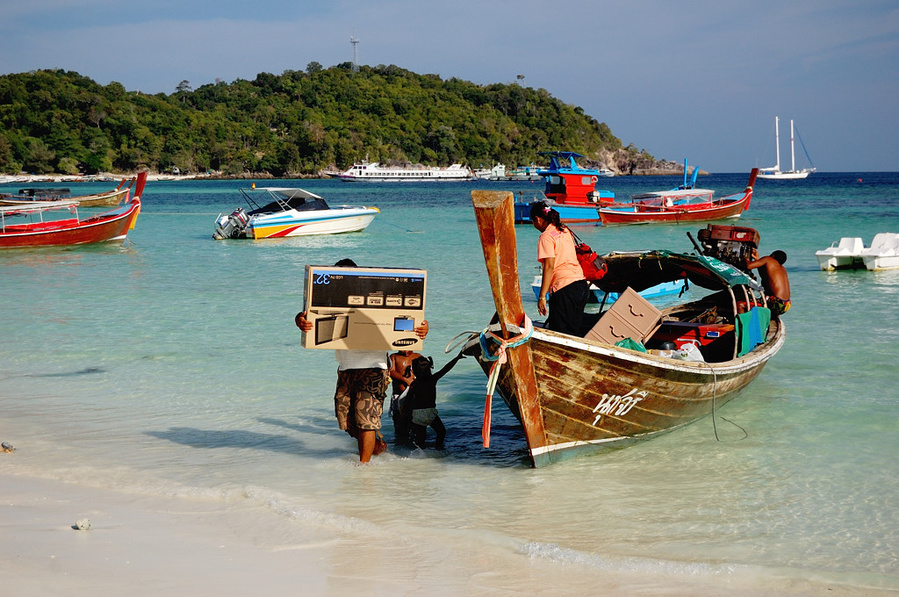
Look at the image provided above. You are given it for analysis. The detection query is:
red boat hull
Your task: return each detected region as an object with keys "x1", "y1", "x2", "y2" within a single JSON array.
[
  {"x1": 0, "y1": 172, "x2": 145, "y2": 248},
  {"x1": 599, "y1": 169, "x2": 758, "y2": 226}
]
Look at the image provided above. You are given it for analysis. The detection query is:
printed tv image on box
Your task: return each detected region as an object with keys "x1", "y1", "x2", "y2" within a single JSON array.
[{"x1": 302, "y1": 265, "x2": 427, "y2": 350}]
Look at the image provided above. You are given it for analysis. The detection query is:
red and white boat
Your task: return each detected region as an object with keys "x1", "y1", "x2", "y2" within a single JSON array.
[
  {"x1": 0, "y1": 177, "x2": 135, "y2": 207},
  {"x1": 0, "y1": 172, "x2": 145, "y2": 249},
  {"x1": 599, "y1": 169, "x2": 758, "y2": 225}
]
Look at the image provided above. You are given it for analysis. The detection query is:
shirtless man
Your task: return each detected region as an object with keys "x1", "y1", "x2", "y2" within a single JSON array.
[{"x1": 745, "y1": 248, "x2": 791, "y2": 317}]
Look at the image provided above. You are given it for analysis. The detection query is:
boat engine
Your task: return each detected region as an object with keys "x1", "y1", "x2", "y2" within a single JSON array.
[
  {"x1": 212, "y1": 207, "x2": 249, "y2": 240},
  {"x1": 693, "y1": 224, "x2": 760, "y2": 271}
]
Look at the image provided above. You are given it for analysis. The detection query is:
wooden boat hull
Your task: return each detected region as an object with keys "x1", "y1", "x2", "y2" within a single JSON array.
[
  {"x1": 0, "y1": 173, "x2": 144, "y2": 249},
  {"x1": 465, "y1": 322, "x2": 784, "y2": 466},
  {"x1": 599, "y1": 196, "x2": 746, "y2": 225},
  {"x1": 0, "y1": 178, "x2": 133, "y2": 207},
  {"x1": 70, "y1": 186, "x2": 131, "y2": 207},
  {"x1": 467, "y1": 187, "x2": 784, "y2": 467},
  {"x1": 599, "y1": 169, "x2": 758, "y2": 225}
]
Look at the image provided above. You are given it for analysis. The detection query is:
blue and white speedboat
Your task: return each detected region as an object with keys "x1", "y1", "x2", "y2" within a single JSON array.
[{"x1": 213, "y1": 187, "x2": 378, "y2": 240}]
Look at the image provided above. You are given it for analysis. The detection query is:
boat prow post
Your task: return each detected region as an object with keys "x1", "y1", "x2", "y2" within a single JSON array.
[
  {"x1": 132, "y1": 171, "x2": 148, "y2": 202},
  {"x1": 470, "y1": 190, "x2": 547, "y2": 466}
]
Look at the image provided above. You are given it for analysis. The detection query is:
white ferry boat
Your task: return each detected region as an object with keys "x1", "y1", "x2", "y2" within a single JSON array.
[{"x1": 337, "y1": 160, "x2": 471, "y2": 182}]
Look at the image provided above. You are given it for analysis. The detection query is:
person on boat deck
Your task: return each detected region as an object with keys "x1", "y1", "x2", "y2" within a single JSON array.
[
  {"x1": 744, "y1": 248, "x2": 791, "y2": 317},
  {"x1": 404, "y1": 353, "x2": 466, "y2": 450},
  {"x1": 294, "y1": 259, "x2": 429, "y2": 463},
  {"x1": 388, "y1": 349, "x2": 423, "y2": 445},
  {"x1": 530, "y1": 201, "x2": 590, "y2": 335}
]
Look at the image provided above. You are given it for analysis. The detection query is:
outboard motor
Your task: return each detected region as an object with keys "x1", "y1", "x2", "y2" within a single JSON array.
[
  {"x1": 693, "y1": 224, "x2": 760, "y2": 271},
  {"x1": 212, "y1": 207, "x2": 249, "y2": 240}
]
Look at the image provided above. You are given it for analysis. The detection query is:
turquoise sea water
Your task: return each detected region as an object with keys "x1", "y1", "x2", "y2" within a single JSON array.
[{"x1": 2, "y1": 172, "x2": 898, "y2": 594}]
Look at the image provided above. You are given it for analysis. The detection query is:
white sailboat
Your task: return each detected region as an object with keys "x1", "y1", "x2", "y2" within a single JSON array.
[{"x1": 758, "y1": 116, "x2": 816, "y2": 180}]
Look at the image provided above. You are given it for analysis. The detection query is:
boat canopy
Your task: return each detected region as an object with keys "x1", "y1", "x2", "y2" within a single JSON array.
[
  {"x1": 595, "y1": 250, "x2": 761, "y2": 294},
  {"x1": 0, "y1": 200, "x2": 80, "y2": 214},
  {"x1": 239, "y1": 187, "x2": 329, "y2": 214}
]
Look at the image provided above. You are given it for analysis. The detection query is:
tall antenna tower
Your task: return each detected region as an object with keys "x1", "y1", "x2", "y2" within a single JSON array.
[{"x1": 350, "y1": 32, "x2": 360, "y2": 72}]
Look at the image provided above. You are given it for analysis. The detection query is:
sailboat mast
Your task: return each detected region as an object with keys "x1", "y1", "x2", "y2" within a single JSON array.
[
  {"x1": 790, "y1": 119, "x2": 797, "y2": 173},
  {"x1": 774, "y1": 116, "x2": 781, "y2": 172}
]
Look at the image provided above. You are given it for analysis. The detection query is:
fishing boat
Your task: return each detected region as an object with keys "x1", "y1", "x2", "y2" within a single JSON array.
[
  {"x1": 212, "y1": 187, "x2": 378, "y2": 240},
  {"x1": 0, "y1": 172, "x2": 145, "y2": 249},
  {"x1": 337, "y1": 159, "x2": 471, "y2": 182},
  {"x1": 460, "y1": 190, "x2": 785, "y2": 467},
  {"x1": 0, "y1": 177, "x2": 134, "y2": 208},
  {"x1": 598, "y1": 168, "x2": 758, "y2": 225},
  {"x1": 758, "y1": 117, "x2": 816, "y2": 180},
  {"x1": 512, "y1": 151, "x2": 615, "y2": 225},
  {"x1": 815, "y1": 233, "x2": 899, "y2": 271}
]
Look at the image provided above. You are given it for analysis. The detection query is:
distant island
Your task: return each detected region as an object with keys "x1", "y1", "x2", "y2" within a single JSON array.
[{"x1": 0, "y1": 65, "x2": 686, "y2": 178}]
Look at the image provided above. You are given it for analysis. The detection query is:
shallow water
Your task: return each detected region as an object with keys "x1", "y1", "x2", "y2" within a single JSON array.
[{"x1": 2, "y1": 172, "x2": 898, "y2": 594}]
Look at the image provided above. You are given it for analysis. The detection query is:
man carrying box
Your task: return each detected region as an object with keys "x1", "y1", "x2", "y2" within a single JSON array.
[{"x1": 295, "y1": 259, "x2": 429, "y2": 463}]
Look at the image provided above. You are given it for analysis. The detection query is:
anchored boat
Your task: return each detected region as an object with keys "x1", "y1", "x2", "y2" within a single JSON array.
[
  {"x1": 461, "y1": 190, "x2": 785, "y2": 467},
  {"x1": 0, "y1": 172, "x2": 144, "y2": 249},
  {"x1": 213, "y1": 187, "x2": 379, "y2": 240},
  {"x1": 0, "y1": 177, "x2": 135, "y2": 208},
  {"x1": 599, "y1": 168, "x2": 758, "y2": 225},
  {"x1": 337, "y1": 159, "x2": 471, "y2": 182},
  {"x1": 513, "y1": 151, "x2": 615, "y2": 225}
]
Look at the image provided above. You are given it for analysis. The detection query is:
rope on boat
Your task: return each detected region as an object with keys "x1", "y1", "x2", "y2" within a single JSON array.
[
  {"x1": 443, "y1": 331, "x2": 480, "y2": 354},
  {"x1": 478, "y1": 316, "x2": 533, "y2": 448},
  {"x1": 704, "y1": 361, "x2": 748, "y2": 442}
]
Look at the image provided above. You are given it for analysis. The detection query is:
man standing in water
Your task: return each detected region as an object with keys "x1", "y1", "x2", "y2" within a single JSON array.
[
  {"x1": 745, "y1": 248, "x2": 791, "y2": 317},
  {"x1": 294, "y1": 259, "x2": 429, "y2": 463}
]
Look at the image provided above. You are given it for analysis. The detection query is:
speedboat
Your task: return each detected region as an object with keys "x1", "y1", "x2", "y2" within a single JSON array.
[
  {"x1": 213, "y1": 187, "x2": 378, "y2": 240},
  {"x1": 816, "y1": 234, "x2": 899, "y2": 271}
]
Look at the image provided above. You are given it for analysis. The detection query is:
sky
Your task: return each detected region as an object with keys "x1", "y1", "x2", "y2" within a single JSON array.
[{"x1": 1, "y1": 0, "x2": 897, "y2": 172}]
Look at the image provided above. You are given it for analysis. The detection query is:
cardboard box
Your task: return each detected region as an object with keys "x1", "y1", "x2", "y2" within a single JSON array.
[
  {"x1": 585, "y1": 287, "x2": 662, "y2": 346},
  {"x1": 302, "y1": 265, "x2": 427, "y2": 350}
]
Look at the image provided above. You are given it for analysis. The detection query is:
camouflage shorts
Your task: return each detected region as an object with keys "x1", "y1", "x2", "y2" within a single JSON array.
[{"x1": 334, "y1": 368, "x2": 390, "y2": 432}]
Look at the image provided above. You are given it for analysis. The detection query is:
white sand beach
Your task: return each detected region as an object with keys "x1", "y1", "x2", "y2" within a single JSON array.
[
  {"x1": 1, "y1": 474, "x2": 331, "y2": 596},
  {"x1": 3, "y1": 471, "x2": 886, "y2": 597}
]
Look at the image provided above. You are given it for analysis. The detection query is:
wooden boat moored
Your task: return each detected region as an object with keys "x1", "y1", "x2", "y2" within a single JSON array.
[
  {"x1": 0, "y1": 177, "x2": 134, "y2": 207},
  {"x1": 0, "y1": 172, "x2": 145, "y2": 249},
  {"x1": 598, "y1": 169, "x2": 758, "y2": 225},
  {"x1": 462, "y1": 190, "x2": 785, "y2": 467}
]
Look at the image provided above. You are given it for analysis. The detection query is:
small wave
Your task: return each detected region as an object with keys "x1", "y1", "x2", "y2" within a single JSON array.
[{"x1": 521, "y1": 541, "x2": 739, "y2": 578}]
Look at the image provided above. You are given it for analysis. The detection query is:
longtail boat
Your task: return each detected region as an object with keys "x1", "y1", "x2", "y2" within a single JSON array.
[
  {"x1": 598, "y1": 169, "x2": 758, "y2": 226},
  {"x1": 0, "y1": 177, "x2": 134, "y2": 207},
  {"x1": 461, "y1": 190, "x2": 784, "y2": 467},
  {"x1": 0, "y1": 172, "x2": 145, "y2": 249}
]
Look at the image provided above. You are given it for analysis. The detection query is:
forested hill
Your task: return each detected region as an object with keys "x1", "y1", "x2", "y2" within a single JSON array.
[{"x1": 0, "y1": 64, "x2": 663, "y2": 177}]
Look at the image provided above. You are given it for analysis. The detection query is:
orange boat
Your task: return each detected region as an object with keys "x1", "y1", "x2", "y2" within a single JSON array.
[{"x1": 0, "y1": 172, "x2": 145, "y2": 249}]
